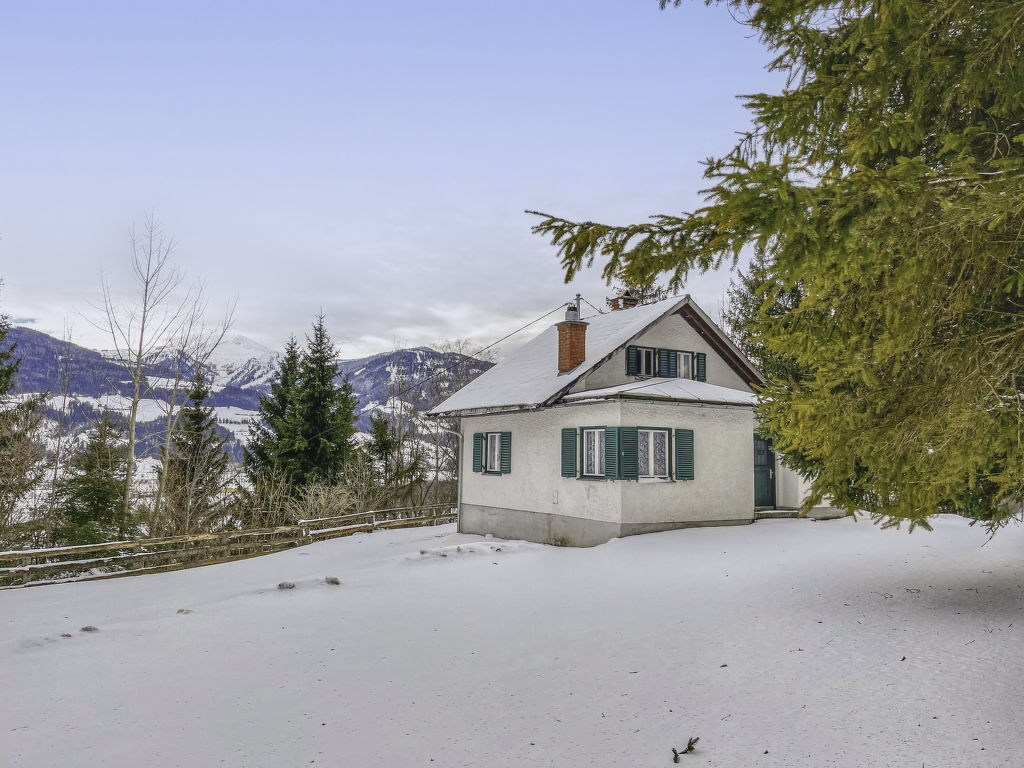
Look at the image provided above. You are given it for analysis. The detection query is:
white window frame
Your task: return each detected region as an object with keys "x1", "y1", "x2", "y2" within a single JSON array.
[
  {"x1": 640, "y1": 347, "x2": 656, "y2": 377},
  {"x1": 485, "y1": 432, "x2": 502, "y2": 474},
  {"x1": 637, "y1": 428, "x2": 670, "y2": 479},
  {"x1": 582, "y1": 428, "x2": 605, "y2": 478},
  {"x1": 678, "y1": 351, "x2": 693, "y2": 380}
]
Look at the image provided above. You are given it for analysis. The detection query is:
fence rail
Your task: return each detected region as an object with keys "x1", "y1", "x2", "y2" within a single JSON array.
[{"x1": 0, "y1": 504, "x2": 457, "y2": 588}]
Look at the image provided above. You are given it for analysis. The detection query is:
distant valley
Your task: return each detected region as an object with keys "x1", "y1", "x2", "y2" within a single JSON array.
[{"x1": 7, "y1": 326, "x2": 492, "y2": 462}]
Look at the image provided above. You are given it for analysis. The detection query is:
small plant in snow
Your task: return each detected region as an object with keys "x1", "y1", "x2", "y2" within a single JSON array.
[
  {"x1": 324, "y1": 576, "x2": 341, "y2": 585},
  {"x1": 278, "y1": 581, "x2": 296, "y2": 590},
  {"x1": 80, "y1": 625, "x2": 99, "y2": 633},
  {"x1": 672, "y1": 737, "x2": 699, "y2": 762}
]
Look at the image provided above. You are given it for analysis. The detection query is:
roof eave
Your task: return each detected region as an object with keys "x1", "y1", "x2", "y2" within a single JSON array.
[
  {"x1": 427, "y1": 404, "x2": 544, "y2": 419},
  {"x1": 561, "y1": 392, "x2": 755, "y2": 408}
]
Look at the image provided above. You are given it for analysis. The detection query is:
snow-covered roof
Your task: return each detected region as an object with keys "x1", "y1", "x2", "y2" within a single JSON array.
[
  {"x1": 431, "y1": 294, "x2": 756, "y2": 415},
  {"x1": 562, "y1": 378, "x2": 755, "y2": 407}
]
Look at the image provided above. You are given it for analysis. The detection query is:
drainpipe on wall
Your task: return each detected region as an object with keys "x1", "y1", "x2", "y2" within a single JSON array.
[{"x1": 440, "y1": 425, "x2": 464, "y2": 533}]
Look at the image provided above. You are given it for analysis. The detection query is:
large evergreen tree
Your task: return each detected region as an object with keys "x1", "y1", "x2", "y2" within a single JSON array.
[
  {"x1": 294, "y1": 315, "x2": 358, "y2": 486},
  {"x1": 531, "y1": 1, "x2": 1024, "y2": 530},
  {"x1": 244, "y1": 336, "x2": 303, "y2": 488},
  {"x1": 54, "y1": 417, "x2": 131, "y2": 545},
  {"x1": 160, "y1": 370, "x2": 229, "y2": 535}
]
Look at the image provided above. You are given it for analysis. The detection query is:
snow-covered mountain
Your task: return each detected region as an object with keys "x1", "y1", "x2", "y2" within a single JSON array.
[
  {"x1": 205, "y1": 334, "x2": 280, "y2": 391},
  {"x1": 7, "y1": 327, "x2": 492, "y2": 460}
]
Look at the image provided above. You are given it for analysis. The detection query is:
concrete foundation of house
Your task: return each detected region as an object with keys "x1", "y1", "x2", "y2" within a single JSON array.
[{"x1": 460, "y1": 503, "x2": 754, "y2": 548}]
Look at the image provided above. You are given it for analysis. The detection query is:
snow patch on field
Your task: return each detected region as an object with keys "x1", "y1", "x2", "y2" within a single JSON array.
[{"x1": 3, "y1": 516, "x2": 1024, "y2": 768}]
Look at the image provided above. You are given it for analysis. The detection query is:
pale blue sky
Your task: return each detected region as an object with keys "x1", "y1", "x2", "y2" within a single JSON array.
[{"x1": 0, "y1": 1, "x2": 779, "y2": 357}]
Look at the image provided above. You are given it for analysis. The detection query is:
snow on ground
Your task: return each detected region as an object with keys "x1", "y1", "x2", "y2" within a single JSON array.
[
  {"x1": 72, "y1": 394, "x2": 167, "y2": 423},
  {"x1": 3, "y1": 515, "x2": 1023, "y2": 768},
  {"x1": 213, "y1": 405, "x2": 258, "y2": 441}
]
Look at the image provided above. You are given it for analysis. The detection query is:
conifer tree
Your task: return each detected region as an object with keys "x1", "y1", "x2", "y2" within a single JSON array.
[
  {"x1": 531, "y1": 1, "x2": 1024, "y2": 530},
  {"x1": 0, "y1": 289, "x2": 17, "y2": 397},
  {"x1": 0, "y1": 284, "x2": 46, "y2": 546},
  {"x1": 294, "y1": 315, "x2": 358, "y2": 486},
  {"x1": 244, "y1": 336, "x2": 303, "y2": 488},
  {"x1": 54, "y1": 417, "x2": 131, "y2": 545},
  {"x1": 160, "y1": 370, "x2": 229, "y2": 535}
]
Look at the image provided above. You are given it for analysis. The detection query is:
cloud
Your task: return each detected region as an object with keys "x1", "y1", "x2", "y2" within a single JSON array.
[{"x1": 10, "y1": 317, "x2": 36, "y2": 325}]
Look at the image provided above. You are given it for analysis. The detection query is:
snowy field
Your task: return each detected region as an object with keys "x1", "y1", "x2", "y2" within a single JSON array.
[{"x1": 3, "y1": 515, "x2": 1023, "y2": 768}]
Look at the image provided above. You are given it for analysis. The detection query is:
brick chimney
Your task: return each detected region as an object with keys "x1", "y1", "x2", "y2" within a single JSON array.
[
  {"x1": 556, "y1": 299, "x2": 588, "y2": 373},
  {"x1": 609, "y1": 290, "x2": 639, "y2": 311}
]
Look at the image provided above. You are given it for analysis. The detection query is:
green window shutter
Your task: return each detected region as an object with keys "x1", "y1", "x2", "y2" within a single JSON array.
[
  {"x1": 500, "y1": 432, "x2": 512, "y2": 474},
  {"x1": 604, "y1": 427, "x2": 620, "y2": 479},
  {"x1": 667, "y1": 350, "x2": 678, "y2": 378},
  {"x1": 675, "y1": 428, "x2": 694, "y2": 481},
  {"x1": 626, "y1": 346, "x2": 640, "y2": 376},
  {"x1": 619, "y1": 426, "x2": 639, "y2": 480},
  {"x1": 561, "y1": 428, "x2": 578, "y2": 477},
  {"x1": 472, "y1": 433, "x2": 484, "y2": 473},
  {"x1": 695, "y1": 352, "x2": 707, "y2": 382},
  {"x1": 657, "y1": 349, "x2": 672, "y2": 377}
]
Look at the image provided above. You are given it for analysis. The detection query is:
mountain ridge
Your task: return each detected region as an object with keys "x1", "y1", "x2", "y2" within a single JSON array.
[{"x1": 6, "y1": 326, "x2": 492, "y2": 460}]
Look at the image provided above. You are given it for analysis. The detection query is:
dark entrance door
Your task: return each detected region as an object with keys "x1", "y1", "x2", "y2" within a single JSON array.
[{"x1": 754, "y1": 434, "x2": 776, "y2": 508}]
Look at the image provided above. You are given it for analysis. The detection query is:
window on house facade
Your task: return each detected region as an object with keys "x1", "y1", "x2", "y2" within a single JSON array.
[
  {"x1": 678, "y1": 351, "x2": 693, "y2": 380},
  {"x1": 638, "y1": 428, "x2": 670, "y2": 478},
  {"x1": 485, "y1": 432, "x2": 502, "y2": 473},
  {"x1": 474, "y1": 431, "x2": 511, "y2": 474},
  {"x1": 627, "y1": 345, "x2": 705, "y2": 381},
  {"x1": 562, "y1": 426, "x2": 693, "y2": 481},
  {"x1": 641, "y1": 347, "x2": 656, "y2": 376},
  {"x1": 582, "y1": 428, "x2": 605, "y2": 477}
]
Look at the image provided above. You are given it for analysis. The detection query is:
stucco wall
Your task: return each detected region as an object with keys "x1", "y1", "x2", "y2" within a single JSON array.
[
  {"x1": 461, "y1": 398, "x2": 758, "y2": 539},
  {"x1": 460, "y1": 402, "x2": 623, "y2": 524},
  {"x1": 775, "y1": 460, "x2": 813, "y2": 509},
  {"x1": 618, "y1": 401, "x2": 755, "y2": 525},
  {"x1": 573, "y1": 311, "x2": 753, "y2": 393}
]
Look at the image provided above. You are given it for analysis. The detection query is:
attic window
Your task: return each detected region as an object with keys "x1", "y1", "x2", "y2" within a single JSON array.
[
  {"x1": 640, "y1": 347, "x2": 656, "y2": 376},
  {"x1": 678, "y1": 352, "x2": 693, "y2": 379}
]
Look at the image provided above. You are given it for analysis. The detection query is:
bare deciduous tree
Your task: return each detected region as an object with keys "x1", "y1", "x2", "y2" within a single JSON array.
[
  {"x1": 417, "y1": 339, "x2": 496, "y2": 505},
  {"x1": 94, "y1": 215, "x2": 233, "y2": 531}
]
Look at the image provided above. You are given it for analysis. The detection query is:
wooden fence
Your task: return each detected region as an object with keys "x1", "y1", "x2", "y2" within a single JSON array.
[{"x1": 0, "y1": 504, "x2": 457, "y2": 589}]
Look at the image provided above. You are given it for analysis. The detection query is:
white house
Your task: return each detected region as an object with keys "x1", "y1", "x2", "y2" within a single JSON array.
[{"x1": 430, "y1": 294, "x2": 809, "y2": 546}]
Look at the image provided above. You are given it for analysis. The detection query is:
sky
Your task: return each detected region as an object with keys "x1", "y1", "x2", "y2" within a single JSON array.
[{"x1": 0, "y1": 1, "x2": 781, "y2": 359}]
